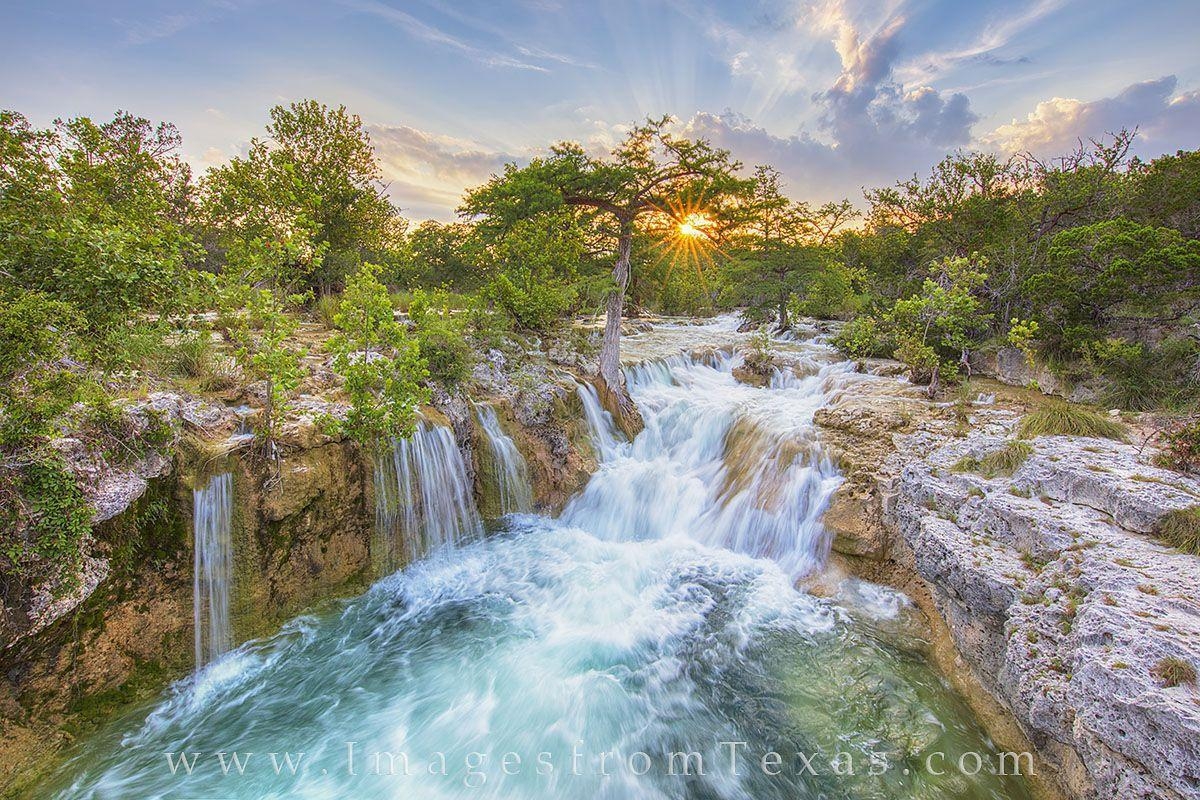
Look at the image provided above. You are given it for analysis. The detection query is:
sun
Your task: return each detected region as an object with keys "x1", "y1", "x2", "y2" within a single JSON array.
[{"x1": 678, "y1": 212, "x2": 711, "y2": 239}]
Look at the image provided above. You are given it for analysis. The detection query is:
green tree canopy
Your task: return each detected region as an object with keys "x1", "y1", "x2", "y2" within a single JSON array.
[{"x1": 199, "y1": 100, "x2": 402, "y2": 293}]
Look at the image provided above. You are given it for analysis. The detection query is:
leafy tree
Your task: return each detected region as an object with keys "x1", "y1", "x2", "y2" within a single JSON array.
[
  {"x1": 462, "y1": 116, "x2": 749, "y2": 413},
  {"x1": 327, "y1": 262, "x2": 429, "y2": 447},
  {"x1": 481, "y1": 212, "x2": 583, "y2": 330},
  {"x1": 1032, "y1": 219, "x2": 1200, "y2": 354},
  {"x1": 0, "y1": 109, "x2": 198, "y2": 333},
  {"x1": 217, "y1": 268, "x2": 308, "y2": 452},
  {"x1": 1127, "y1": 149, "x2": 1200, "y2": 238},
  {"x1": 402, "y1": 221, "x2": 482, "y2": 289},
  {"x1": 880, "y1": 256, "x2": 991, "y2": 393},
  {"x1": 0, "y1": 290, "x2": 85, "y2": 448},
  {"x1": 200, "y1": 100, "x2": 401, "y2": 293},
  {"x1": 726, "y1": 165, "x2": 857, "y2": 327}
]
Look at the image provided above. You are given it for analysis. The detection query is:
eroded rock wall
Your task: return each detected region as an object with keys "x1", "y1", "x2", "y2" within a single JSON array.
[{"x1": 818, "y1": 373, "x2": 1200, "y2": 800}]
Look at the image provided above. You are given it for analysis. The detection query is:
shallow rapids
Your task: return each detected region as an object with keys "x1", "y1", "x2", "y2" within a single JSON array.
[{"x1": 47, "y1": 320, "x2": 1032, "y2": 799}]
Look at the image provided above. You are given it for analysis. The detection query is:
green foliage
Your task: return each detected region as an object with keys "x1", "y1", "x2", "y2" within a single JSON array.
[
  {"x1": 1034, "y1": 219, "x2": 1200, "y2": 353},
  {"x1": 219, "y1": 277, "x2": 308, "y2": 446},
  {"x1": 1, "y1": 456, "x2": 93, "y2": 593},
  {"x1": 790, "y1": 261, "x2": 865, "y2": 320},
  {"x1": 1017, "y1": 402, "x2": 1128, "y2": 441},
  {"x1": 199, "y1": 99, "x2": 400, "y2": 293},
  {"x1": 723, "y1": 165, "x2": 857, "y2": 327},
  {"x1": 1, "y1": 110, "x2": 198, "y2": 333},
  {"x1": 1155, "y1": 506, "x2": 1200, "y2": 556},
  {"x1": 1085, "y1": 338, "x2": 1200, "y2": 411},
  {"x1": 327, "y1": 262, "x2": 429, "y2": 447},
  {"x1": 1156, "y1": 420, "x2": 1200, "y2": 473},
  {"x1": 952, "y1": 441, "x2": 1033, "y2": 478},
  {"x1": 405, "y1": 287, "x2": 473, "y2": 387},
  {"x1": 831, "y1": 315, "x2": 892, "y2": 359},
  {"x1": 858, "y1": 255, "x2": 991, "y2": 386},
  {"x1": 0, "y1": 290, "x2": 87, "y2": 447},
  {"x1": 1007, "y1": 318, "x2": 1040, "y2": 370},
  {"x1": 401, "y1": 221, "x2": 481, "y2": 290}
]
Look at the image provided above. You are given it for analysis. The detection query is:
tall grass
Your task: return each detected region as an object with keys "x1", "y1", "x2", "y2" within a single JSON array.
[
  {"x1": 952, "y1": 441, "x2": 1033, "y2": 478},
  {"x1": 1018, "y1": 402, "x2": 1127, "y2": 441},
  {"x1": 1156, "y1": 506, "x2": 1200, "y2": 556}
]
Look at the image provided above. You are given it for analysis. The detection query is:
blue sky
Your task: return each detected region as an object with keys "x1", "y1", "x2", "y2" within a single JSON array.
[{"x1": 3, "y1": 0, "x2": 1198, "y2": 220}]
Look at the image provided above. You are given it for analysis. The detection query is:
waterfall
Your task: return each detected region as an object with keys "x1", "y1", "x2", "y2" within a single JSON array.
[
  {"x1": 193, "y1": 472, "x2": 233, "y2": 667},
  {"x1": 563, "y1": 349, "x2": 847, "y2": 578},
  {"x1": 54, "y1": 319, "x2": 1032, "y2": 800},
  {"x1": 373, "y1": 419, "x2": 484, "y2": 574},
  {"x1": 574, "y1": 381, "x2": 623, "y2": 460},
  {"x1": 474, "y1": 404, "x2": 533, "y2": 515}
]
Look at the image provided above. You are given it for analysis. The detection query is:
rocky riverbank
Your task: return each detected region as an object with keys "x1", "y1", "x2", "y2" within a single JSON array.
[
  {"x1": 0, "y1": 327, "x2": 599, "y2": 798},
  {"x1": 818, "y1": 370, "x2": 1200, "y2": 800}
]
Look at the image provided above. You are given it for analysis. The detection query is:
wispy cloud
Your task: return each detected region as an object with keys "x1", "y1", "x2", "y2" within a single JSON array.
[
  {"x1": 117, "y1": 0, "x2": 244, "y2": 45},
  {"x1": 895, "y1": 0, "x2": 1068, "y2": 85},
  {"x1": 338, "y1": 0, "x2": 549, "y2": 72}
]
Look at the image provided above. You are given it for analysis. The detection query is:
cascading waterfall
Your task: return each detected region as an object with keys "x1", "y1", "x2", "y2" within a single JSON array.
[
  {"x1": 563, "y1": 349, "x2": 847, "y2": 577},
  {"x1": 474, "y1": 404, "x2": 534, "y2": 515},
  {"x1": 52, "y1": 320, "x2": 1032, "y2": 800},
  {"x1": 193, "y1": 472, "x2": 234, "y2": 667},
  {"x1": 574, "y1": 380, "x2": 623, "y2": 459},
  {"x1": 373, "y1": 418, "x2": 484, "y2": 574}
]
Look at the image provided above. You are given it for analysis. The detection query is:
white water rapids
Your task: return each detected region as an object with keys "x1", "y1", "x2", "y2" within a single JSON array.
[{"x1": 50, "y1": 319, "x2": 1030, "y2": 799}]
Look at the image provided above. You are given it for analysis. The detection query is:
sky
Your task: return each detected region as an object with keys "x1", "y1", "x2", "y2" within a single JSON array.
[{"x1": 2, "y1": 0, "x2": 1199, "y2": 221}]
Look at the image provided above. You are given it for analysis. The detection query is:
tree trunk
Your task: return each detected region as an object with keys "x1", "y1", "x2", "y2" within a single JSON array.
[
  {"x1": 597, "y1": 222, "x2": 643, "y2": 435},
  {"x1": 777, "y1": 289, "x2": 789, "y2": 332}
]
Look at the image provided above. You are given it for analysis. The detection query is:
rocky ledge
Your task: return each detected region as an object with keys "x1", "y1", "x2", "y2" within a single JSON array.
[{"x1": 818, "y1": 375, "x2": 1200, "y2": 800}]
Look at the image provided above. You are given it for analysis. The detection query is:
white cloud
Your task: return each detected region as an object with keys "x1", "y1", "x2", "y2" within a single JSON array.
[
  {"x1": 368, "y1": 124, "x2": 523, "y2": 220},
  {"x1": 986, "y1": 76, "x2": 1200, "y2": 156}
]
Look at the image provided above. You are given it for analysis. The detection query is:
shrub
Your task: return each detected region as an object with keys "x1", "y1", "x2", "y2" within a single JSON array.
[
  {"x1": 1157, "y1": 419, "x2": 1200, "y2": 473},
  {"x1": 953, "y1": 441, "x2": 1033, "y2": 478},
  {"x1": 417, "y1": 321, "x2": 473, "y2": 388},
  {"x1": 327, "y1": 262, "x2": 429, "y2": 448},
  {"x1": 832, "y1": 315, "x2": 890, "y2": 359},
  {"x1": 0, "y1": 456, "x2": 93, "y2": 593},
  {"x1": 1089, "y1": 337, "x2": 1200, "y2": 411},
  {"x1": 1152, "y1": 656, "x2": 1197, "y2": 688},
  {"x1": 1018, "y1": 402, "x2": 1128, "y2": 441},
  {"x1": 1155, "y1": 506, "x2": 1200, "y2": 556}
]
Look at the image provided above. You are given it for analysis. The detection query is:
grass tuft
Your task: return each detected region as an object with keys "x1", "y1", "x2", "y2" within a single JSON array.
[
  {"x1": 1018, "y1": 402, "x2": 1127, "y2": 441},
  {"x1": 1155, "y1": 506, "x2": 1200, "y2": 556},
  {"x1": 953, "y1": 441, "x2": 1033, "y2": 478},
  {"x1": 1152, "y1": 656, "x2": 1197, "y2": 688}
]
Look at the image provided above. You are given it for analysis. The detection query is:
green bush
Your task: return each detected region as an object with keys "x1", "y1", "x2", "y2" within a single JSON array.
[
  {"x1": 1018, "y1": 402, "x2": 1128, "y2": 441},
  {"x1": 417, "y1": 321, "x2": 473, "y2": 388},
  {"x1": 1, "y1": 456, "x2": 93, "y2": 593},
  {"x1": 832, "y1": 315, "x2": 891, "y2": 359},
  {"x1": 1155, "y1": 506, "x2": 1200, "y2": 556},
  {"x1": 1088, "y1": 338, "x2": 1200, "y2": 411},
  {"x1": 1156, "y1": 419, "x2": 1200, "y2": 473},
  {"x1": 489, "y1": 272, "x2": 575, "y2": 332}
]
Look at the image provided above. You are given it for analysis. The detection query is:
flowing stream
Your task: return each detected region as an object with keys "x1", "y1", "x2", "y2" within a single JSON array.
[
  {"x1": 192, "y1": 472, "x2": 234, "y2": 667},
  {"x1": 50, "y1": 322, "x2": 1031, "y2": 799}
]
